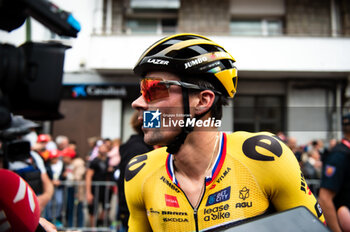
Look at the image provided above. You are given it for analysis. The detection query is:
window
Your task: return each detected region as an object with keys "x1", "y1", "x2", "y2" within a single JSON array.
[
  {"x1": 125, "y1": 0, "x2": 179, "y2": 35},
  {"x1": 230, "y1": 19, "x2": 283, "y2": 36},
  {"x1": 234, "y1": 96, "x2": 285, "y2": 133},
  {"x1": 126, "y1": 19, "x2": 158, "y2": 34},
  {"x1": 130, "y1": 0, "x2": 180, "y2": 9},
  {"x1": 126, "y1": 18, "x2": 177, "y2": 34}
]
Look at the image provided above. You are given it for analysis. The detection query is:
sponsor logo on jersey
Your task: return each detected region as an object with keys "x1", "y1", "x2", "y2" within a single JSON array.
[
  {"x1": 206, "y1": 187, "x2": 231, "y2": 206},
  {"x1": 147, "y1": 208, "x2": 160, "y2": 216},
  {"x1": 242, "y1": 135, "x2": 282, "y2": 161},
  {"x1": 315, "y1": 202, "x2": 323, "y2": 218},
  {"x1": 236, "y1": 187, "x2": 253, "y2": 208},
  {"x1": 163, "y1": 218, "x2": 189, "y2": 222},
  {"x1": 125, "y1": 154, "x2": 148, "y2": 181},
  {"x1": 300, "y1": 172, "x2": 312, "y2": 195},
  {"x1": 165, "y1": 194, "x2": 179, "y2": 208},
  {"x1": 204, "y1": 204, "x2": 230, "y2": 221},
  {"x1": 147, "y1": 58, "x2": 169, "y2": 65},
  {"x1": 239, "y1": 187, "x2": 249, "y2": 200},
  {"x1": 325, "y1": 165, "x2": 336, "y2": 177},
  {"x1": 216, "y1": 167, "x2": 231, "y2": 184},
  {"x1": 235, "y1": 202, "x2": 252, "y2": 208},
  {"x1": 160, "y1": 176, "x2": 180, "y2": 193},
  {"x1": 162, "y1": 211, "x2": 188, "y2": 216},
  {"x1": 143, "y1": 110, "x2": 161, "y2": 128}
]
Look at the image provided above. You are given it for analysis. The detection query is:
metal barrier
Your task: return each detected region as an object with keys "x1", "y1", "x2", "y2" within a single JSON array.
[{"x1": 43, "y1": 180, "x2": 118, "y2": 232}]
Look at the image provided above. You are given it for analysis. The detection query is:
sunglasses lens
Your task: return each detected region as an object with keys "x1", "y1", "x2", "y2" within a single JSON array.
[{"x1": 141, "y1": 79, "x2": 169, "y2": 102}]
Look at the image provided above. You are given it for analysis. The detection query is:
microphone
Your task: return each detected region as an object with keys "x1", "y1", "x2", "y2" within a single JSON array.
[{"x1": 0, "y1": 169, "x2": 41, "y2": 232}]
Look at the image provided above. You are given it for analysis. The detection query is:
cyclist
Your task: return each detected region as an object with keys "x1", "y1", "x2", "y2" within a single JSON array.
[{"x1": 125, "y1": 33, "x2": 325, "y2": 231}]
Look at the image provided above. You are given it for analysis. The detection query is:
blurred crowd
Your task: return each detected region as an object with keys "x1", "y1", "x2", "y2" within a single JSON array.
[
  {"x1": 278, "y1": 132, "x2": 337, "y2": 181},
  {"x1": 31, "y1": 134, "x2": 122, "y2": 228}
]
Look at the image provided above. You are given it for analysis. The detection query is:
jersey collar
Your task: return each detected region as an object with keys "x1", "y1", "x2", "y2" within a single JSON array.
[{"x1": 166, "y1": 132, "x2": 227, "y2": 188}]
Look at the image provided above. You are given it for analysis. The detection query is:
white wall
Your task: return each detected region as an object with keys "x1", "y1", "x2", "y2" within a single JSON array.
[
  {"x1": 287, "y1": 88, "x2": 328, "y2": 145},
  {"x1": 87, "y1": 35, "x2": 350, "y2": 74},
  {"x1": 101, "y1": 99, "x2": 122, "y2": 139}
]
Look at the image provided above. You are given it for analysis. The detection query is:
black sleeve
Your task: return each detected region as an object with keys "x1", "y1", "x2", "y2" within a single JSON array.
[
  {"x1": 88, "y1": 158, "x2": 98, "y2": 170},
  {"x1": 320, "y1": 151, "x2": 347, "y2": 193}
]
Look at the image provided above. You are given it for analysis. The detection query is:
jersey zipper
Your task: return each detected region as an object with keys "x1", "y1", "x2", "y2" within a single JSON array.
[
  {"x1": 176, "y1": 179, "x2": 206, "y2": 232},
  {"x1": 193, "y1": 179, "x2": 206, "y2": 232},
  {"x1": 194, "y1": 208, "x2": 199, "y2": 232}
]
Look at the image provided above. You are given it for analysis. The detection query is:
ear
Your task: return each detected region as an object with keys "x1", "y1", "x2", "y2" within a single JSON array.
[{"x1": 192, "y1": 90, "x2": 216, "y2": 116}]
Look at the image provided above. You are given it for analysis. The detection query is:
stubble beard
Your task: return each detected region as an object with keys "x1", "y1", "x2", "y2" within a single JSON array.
[
  {"x1": 143, "y1": 128, "x2": 164, "y2": 146},
  {"x1": 143, "y1": 127, "x2": 181, "y2": 146}
]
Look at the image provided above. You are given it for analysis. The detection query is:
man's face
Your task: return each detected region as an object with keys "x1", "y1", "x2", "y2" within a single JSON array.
[
  {"x1": 98, "y1": 143, "x2": 109, "y2": 156},
  {"x1": 132, "y1": 71, "x2": 185, "y2": 146}
]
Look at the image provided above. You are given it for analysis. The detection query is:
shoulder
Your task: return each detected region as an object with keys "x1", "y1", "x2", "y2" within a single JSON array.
[
  {"x1": 125, "y1": 147, "x2": 167, "y2": 183},
  {"x1": 331, "y1": 142, "x2": 349, "y2": 153},
  {"x1": 227, "y1": 131, "x2": 280, "y2": 142},
  {"x1": 326, "y1": 143, "x2": 349, "y2": 165},
  {"x1": 226, "y1": 131, "x2": 287, "y2": 162},
  {"x1": 89, "y1": 157, "x2": 100, "y2": 168},
  {"x1": 330, "y1": 142, "x2": 350, "y2": 156},
  {"x1": 30, "y1": 151, "x2": 47, "y2": 173}
]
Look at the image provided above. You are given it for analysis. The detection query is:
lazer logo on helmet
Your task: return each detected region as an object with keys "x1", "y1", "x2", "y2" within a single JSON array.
[
  {"x1": 147, "y1": 59, "x2": 169, "y2": 65},
  {"x1": 184, "y1": 57, "x2": 208, "y2": 69}
]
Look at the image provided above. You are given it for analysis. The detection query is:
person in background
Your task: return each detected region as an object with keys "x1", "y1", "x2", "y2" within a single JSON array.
[
  {"x1": 45, "y1": 149, "x2": 65, "y2": 227},
  {"x1": 88, "y1": 139, "x2": 103, "y2": 162},
  {"x1": 301, "y1": 149, "x2": 322, "y2": 179},
  {"x1": 114, "y1": 111, "x2": 154, "y2": 232},
  {"x1": 319, "y1": 114, "x2": 350, "y2": 232},
  {"x1": 86, "y1": 141, "x2": 112, "y2": 227},
  {"x1": 104, "y1": 138, "x2": 113, "y2": 151},
  {"x1": 34, "y1": 134, "x2": 51, "y2": 162},
  {"x1": 55, "y1": 135, "x2": 69, "y2": 151},
  {"x1": 87, "y1": 136, "x2": 100, "y2": 161},
  {"x1": 70, "y1": 147, "x2": 86, "y2": 227},
  {"x1": 68, "y1": 140, "x2": 78, "y2": 151},
  {"x1": 45, "y1": 134, "x2": 58, "y2": 151},
  {"x1": 286, "y1": 136, "x2": 303, "y2": 162},
  {"x1": 62, "y1": 147, "x2": 86, "y2": 227},
  {"x1": 108, "y1": 138, "x2": 121, "y2": 169},
  {"x1": 322, "y1": 138, "x2": 337, "y2": 163}
]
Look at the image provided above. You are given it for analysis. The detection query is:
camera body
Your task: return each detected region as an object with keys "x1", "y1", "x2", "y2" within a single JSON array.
[
  {"x1": 0, "y1": 0, "x2": 80, "y2": 168},
  {"x1": 0, "y1": 0, "x2": 80, "y2": 127},
  {"x1": 0, "y1": 41, "x2": 70, "y2": 121}
]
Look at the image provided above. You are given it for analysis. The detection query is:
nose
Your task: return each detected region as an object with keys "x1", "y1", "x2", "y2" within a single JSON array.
[{"x1": 132, "y1": 95, "x2": 148, "y2": 110}]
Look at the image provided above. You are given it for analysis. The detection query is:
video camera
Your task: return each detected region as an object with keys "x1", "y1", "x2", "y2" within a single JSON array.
[{"x1": 0, "y1": 0, "x2": 81, "y2": 129}]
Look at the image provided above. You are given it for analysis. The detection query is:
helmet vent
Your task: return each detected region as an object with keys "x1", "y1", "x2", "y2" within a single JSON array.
[{"x1": 146, "y1": 44, "x2": 171, "y2": 56}]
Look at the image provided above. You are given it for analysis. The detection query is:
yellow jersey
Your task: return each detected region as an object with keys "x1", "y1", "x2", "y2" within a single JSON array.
[{"x1": 125, "y1": 132, "x2": 325, "y2": 231}]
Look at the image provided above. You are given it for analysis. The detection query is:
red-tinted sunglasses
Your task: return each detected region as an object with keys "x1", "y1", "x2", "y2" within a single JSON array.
[{"x1": 140, "y1": 78, "x2": 220, "y2": 103}]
